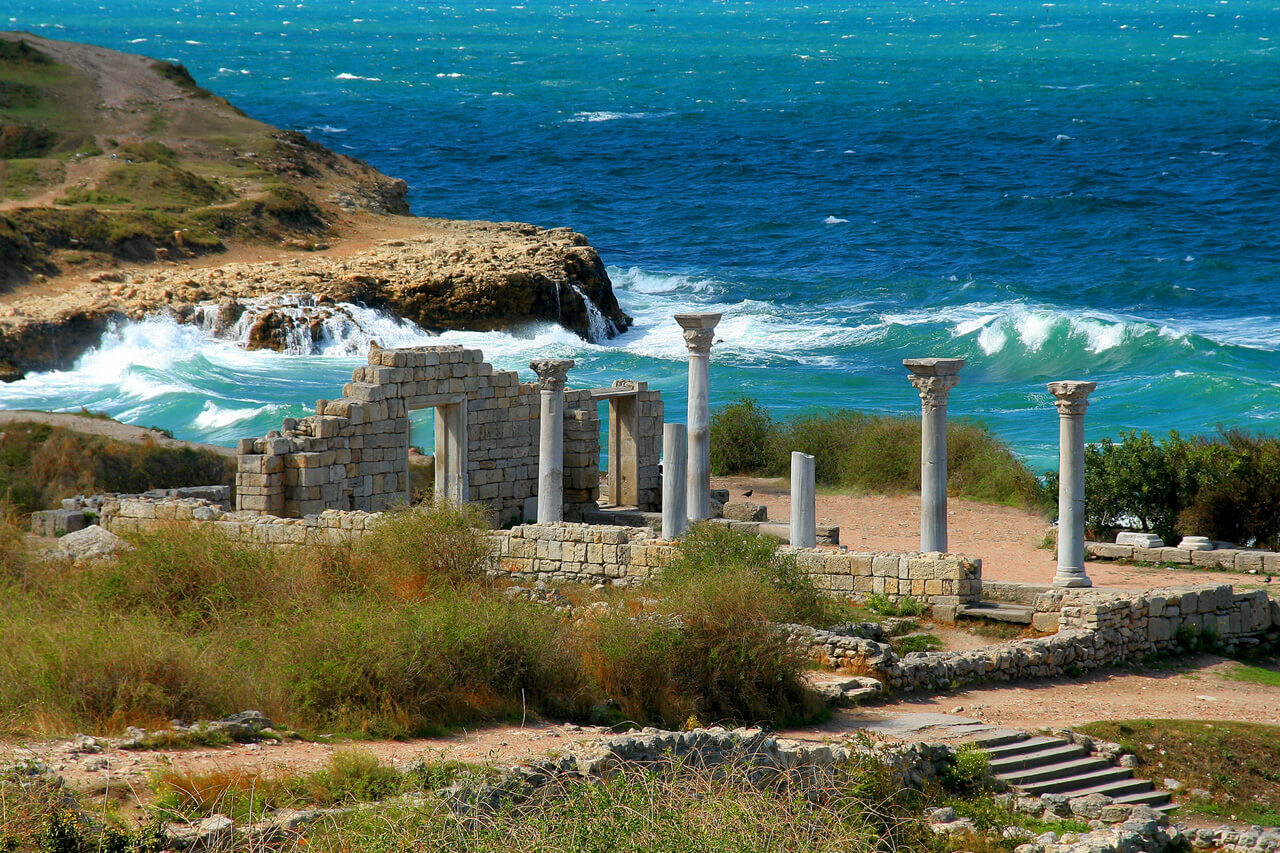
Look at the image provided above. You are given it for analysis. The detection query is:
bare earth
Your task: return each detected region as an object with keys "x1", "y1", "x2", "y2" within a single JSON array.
[{"x1": 712, "y1": 475, "x2": 1267, "y2": 591}]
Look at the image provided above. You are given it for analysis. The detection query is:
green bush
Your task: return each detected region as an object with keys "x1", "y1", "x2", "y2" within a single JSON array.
[
  {"x1": 584, "y1": 530, "x2": 830, "y2": 728},
  {"x1": 1054, "y1": 428, "x2": 1280, "y2": 548},
  {"x1": 708, "y1": 396, "x2": 774, "y2": 476},
  {"x1": 708, "y1": 397, "x2": 1047, "y2": 510}
]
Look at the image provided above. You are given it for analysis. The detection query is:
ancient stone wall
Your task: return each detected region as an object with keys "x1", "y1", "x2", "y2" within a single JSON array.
[
  {"x1": 1085, "y1": 540, "x2": 1280, "y2": 573},
  {"x1": 233, "y1": 345, "x2": 662, "y2": 525},
  {"x1": 492, "y1": 523, "x2": 980, "y2": 605},
  {"x1": 815, "y1": 583, "x2": 1277, "y2": 693}
]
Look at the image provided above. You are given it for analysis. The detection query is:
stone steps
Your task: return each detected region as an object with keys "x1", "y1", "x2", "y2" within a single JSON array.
[
  {"x1": 983, "y1": 732, "x2": 1175, "y2": 813},
  {"x1": 956, "y1": 601, "x2": 1035, "y2": 625}
]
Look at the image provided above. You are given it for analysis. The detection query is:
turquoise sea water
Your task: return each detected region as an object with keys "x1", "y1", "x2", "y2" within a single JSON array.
[{"x1": 3, "y1": 1, "x2": 1279, "y2": 470}]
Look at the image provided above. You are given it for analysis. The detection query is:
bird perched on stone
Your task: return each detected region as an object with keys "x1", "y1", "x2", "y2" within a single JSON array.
[{"x1": 742, "y1": 489, "x2": 753, "y2": 498}]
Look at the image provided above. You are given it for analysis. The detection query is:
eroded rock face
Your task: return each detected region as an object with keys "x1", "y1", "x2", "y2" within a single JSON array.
[{"x1": 0, "y1": 221, "x2": 633, "y2": 377}]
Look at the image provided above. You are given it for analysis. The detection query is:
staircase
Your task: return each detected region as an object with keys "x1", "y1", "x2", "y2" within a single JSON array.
[{"x1": 969, "y1": 731, "x2": 1175, "y2": 811}]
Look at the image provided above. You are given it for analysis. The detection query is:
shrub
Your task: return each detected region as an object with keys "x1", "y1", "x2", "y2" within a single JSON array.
[
  {"x1": 708, "y1": 396, "x2": 774, "y2": 476},
  {"x1": 585, "y1": 539, "x2": 828, "y2": 728},
  {"x1": 708, "y1": 397, "x2": 1048, "y2": 510},
  {"x1": 1058, "y1": 428, "x2": 1280, "y2": 547},
  {"x1": 282, "y1": 592, "x2": 587, "y2": 737},
  {"x1": 352, "y1": 501, "x2": 494, "y2": 595},
  {"x1": 662, "y1": 522, "x2": 843, "y2": 627}
]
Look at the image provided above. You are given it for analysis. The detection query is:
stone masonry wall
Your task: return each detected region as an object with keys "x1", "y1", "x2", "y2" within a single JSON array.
[
  {"x1": 234, "y1": 345, "x2": 662, "y2": 526},
  {"x1": 492, "y1": 523, "x2": 980, "y2": 605},
  {"x1": 98, "y1": 500, "x2": 978, "y2": 607},
  {"x1": 820, "y1": 583, "x2": 1277, "y2": 694},
  {"x1": 1085, "y1": 540, "x2": 1280, "y2": 573}
]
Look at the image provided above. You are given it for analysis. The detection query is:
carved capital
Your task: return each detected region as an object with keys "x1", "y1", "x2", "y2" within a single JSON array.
[
  {"x1": 531, "y1": 358, "x2": 574, "y2": 392},
  {"x1": 908, "y1": 374, "x2": 960, "y2": 413},
  {"x1": 674, "y1": 312, "x2": 721, "y2": 355},
  {"x1": 1047, "y1": 380, "x2": 1097, "y2": 416},
  {"x1": 682, "y1": 327, "x2": 715, "y2": 354}
]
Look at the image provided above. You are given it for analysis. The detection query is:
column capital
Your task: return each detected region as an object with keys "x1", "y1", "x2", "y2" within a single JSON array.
[
  {"x1": 531, "y1": 358, "x2": 574, "y2": 391},
  {"x1": 1047, "y1": 380, "x2": 1097, "y2": 416},
  {"x1": 908, "y1": 373, "x2": 961, "y2": 412},
  {"x1": 675, "y1": 312, "x2": 721, "y2": 355}
]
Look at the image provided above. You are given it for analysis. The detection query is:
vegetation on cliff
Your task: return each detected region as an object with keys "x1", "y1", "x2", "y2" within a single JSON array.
[
  {"x1": 0, "y1": 418, "x2": 232, "y2": 513},
  {"x1": 0, "y1": 33, "x2": 408, "y2": 287}
]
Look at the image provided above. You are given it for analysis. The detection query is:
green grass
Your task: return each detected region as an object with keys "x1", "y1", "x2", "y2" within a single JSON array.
[
  {"x1": 0, "y1": 157, "x2": 63, "y2": 200},
  {"x1": 864, "y1": 593, "x2": 928, "y2": 618},
  {"x1": 892, "y1": 633, "x2": 945, "y2": 655},
  {"x1": 1078, "y1": 719, "x2": 1280, "y2": 826},
  {"x1": 709, "y1": 398, "x2": 1050, "y2": 511},
  {"x1": 1221, "y1": 662, "x2": 1280, "y2": 687},
  {"x1": 0, "y1": 506, "x2": 835, "y2": 739}
]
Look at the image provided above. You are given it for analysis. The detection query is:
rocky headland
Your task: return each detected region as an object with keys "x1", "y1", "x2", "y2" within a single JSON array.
[{"x1": 0, "y1": 33, "x2": 630, "y2": 379}]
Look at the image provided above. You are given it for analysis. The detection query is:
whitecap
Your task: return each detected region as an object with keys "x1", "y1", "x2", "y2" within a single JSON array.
[
  {"x1": 194, "y1": 402, "x2": 274, "y2": 430},
  {"x1": 823, "y1": 215, "x2": 849, "y2": 224},
  {"x1": 565, "y1": 110, "x2": 671, "y2": 123},
  {"x1": 335, "y1": 72, "x2": 382, "y2": 81}
]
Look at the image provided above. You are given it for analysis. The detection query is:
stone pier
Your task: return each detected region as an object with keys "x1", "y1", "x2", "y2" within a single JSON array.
[
  {"x1": 662, "y1": 423, "x2": 688, "y2": 540},
  {"x1": 904, "y1": 357, "x2": 964, "y2": 553},
  {"x1": 675, "y1": 313, "x2": 721, "y2": 521},
  {"x1": 532, "y1": 358, "x2": 574, "y2": 523},
  {"x1": 1048, "y1": 380, "x2": 1097, "y2": 588},
  {"x1": 790, "y1": 451, "x2": 816, "y2": 548}
]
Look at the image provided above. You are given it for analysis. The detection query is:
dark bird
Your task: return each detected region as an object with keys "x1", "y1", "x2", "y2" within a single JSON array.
[
  {"x1": 1266, "y1": 575, "x2": 1273, "y2": 584},
  {"x1": 742, "y1": 489, "x2": 754, "y2": 497}
]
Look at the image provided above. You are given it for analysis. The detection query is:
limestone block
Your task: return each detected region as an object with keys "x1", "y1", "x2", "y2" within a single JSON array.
[
  {"x1": 1116, "y1": 532, "x2": 1164, "y2": 548},
  {"x1": 1132, "y1": 547, "x2": 1165, "y2": 563},
  {"x1": 1178, "y1": 536, "x2": 1214, "y2": 551},
  {"x1": 1191, "y1": 549, "x2": 1238, "y2": 569},
  {"x1": 1031, "y1": 612, "x2": 1061, "y2": 633},
  {"x1": 1234, "y1": 551, "x2": 1265, "y2": 572},
  {"x1": 1157, "y1": 547, "x2": 1192, "y2": 564},
  {"x1": 1086, "y1": 542, "x2": 1133, "y2": 560},
  {"x1": 871, "y1": 555, "x2": 898, "y2": 577},
  {"x1": 722, "y1": 501, "x2": 767, "y2": 522},
  {"x1": 1147, "y1": 618, "x2": 1175, "y2": 642}
]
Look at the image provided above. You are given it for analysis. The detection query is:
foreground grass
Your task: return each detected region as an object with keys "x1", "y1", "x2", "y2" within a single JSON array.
[
  {"x1": 709, "y1": 397, "x2": 1049, "y2": 511},
  {"x1": 1078, "y1": 719, "x2": 1280, "y2": 826},
  {"x1": 0, "y1": 508, "x2": 832, "y2": 739}
]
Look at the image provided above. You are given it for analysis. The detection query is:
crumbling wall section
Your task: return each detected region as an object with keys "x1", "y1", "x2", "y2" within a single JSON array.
[{"x1": 234, "y1": 345, "x2": 660, "y2": 524}]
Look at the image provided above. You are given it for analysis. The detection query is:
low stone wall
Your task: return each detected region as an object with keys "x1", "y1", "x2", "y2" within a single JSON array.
[
  {"x1": 827, "y1": 584, "x2": 1277, "y2": 693},
  {"x1": 493, "y1": 523, "x2": 981, "y2": 605},
  {"x1": 1086, "y1": 540, "x2": 1280, "y2": 573},
  {"x1": 97, "y1": 499, "x2": 980, "y2": 607},
  {"x1": 101, "y1": 496, "x2": 380, "y2": 545}
]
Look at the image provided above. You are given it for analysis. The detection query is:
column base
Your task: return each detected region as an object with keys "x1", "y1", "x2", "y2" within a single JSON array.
[{"x1": 1052, "y1": 572, "x2": 1093, "y2": 588}]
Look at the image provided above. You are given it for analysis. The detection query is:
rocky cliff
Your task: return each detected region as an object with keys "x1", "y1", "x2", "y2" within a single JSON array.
[{"x1": 0, "y1": 33, "x2": 631, "y2": 379}]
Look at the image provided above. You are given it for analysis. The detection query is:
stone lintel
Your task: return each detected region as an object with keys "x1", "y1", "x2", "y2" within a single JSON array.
[
  {"x1": 673, "y1": 312, "x2": 722, "y2": 331},
  {"x1": 902, "y1": 357, "x2": 966, "y2": 377}
]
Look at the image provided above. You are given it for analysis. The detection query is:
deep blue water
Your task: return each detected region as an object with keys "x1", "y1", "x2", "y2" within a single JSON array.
[{"x1": 3, "y1": 0, "x2": 1279, "y2": 470}]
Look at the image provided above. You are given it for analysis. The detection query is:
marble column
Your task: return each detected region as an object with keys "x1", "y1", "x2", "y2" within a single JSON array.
[
  {"x1": 1048, "y1": 380, "x2": 1097, "y2": 588},
  {"x1": 790, "y1": 451, "x2": 816, "y2": 548},
  {"x1": 531, "y1": 358, "x2": 574, "y2": 523},
  {"x1": 904, "y1": 357, "x2": 965, "y2": 554},
  {"x1": 675, "y1": 312, "x2": 721, "y2": 521},
  {"x1": 662, "y1": 423, "x2": 688, "y2": 540}
]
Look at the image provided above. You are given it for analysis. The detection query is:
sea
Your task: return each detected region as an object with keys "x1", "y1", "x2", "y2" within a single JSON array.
[{"x1": 3, "y1": 0, "x2": 1278, "y2": 471}]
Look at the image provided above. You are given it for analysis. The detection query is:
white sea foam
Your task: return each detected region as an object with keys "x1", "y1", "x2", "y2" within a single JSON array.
[
  {"x1": 824, "y1": 215, "x2": 849, "y2": 224},
  {"x1": 335, "y1": 72, "x2": 381, "y2": 81},
  {"x1": 305, "y1": 125, "x2": 349, "y2": 134},
  {"x1": 194, "y1": 402, "x2": 276, "y2": 430},
  {"x1": 565, "y1": 111, "x2": 671, "y2": 123}
]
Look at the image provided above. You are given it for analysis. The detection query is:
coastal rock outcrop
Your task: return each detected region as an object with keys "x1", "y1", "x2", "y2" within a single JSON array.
[{"x1": 0, "y1": 220, "x2": 632, "y2": 377}]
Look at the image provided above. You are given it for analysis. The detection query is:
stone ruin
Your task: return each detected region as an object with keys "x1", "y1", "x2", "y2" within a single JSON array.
[{"x1": 234, "y1": 344, "x2": 664, "y2": 526}]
